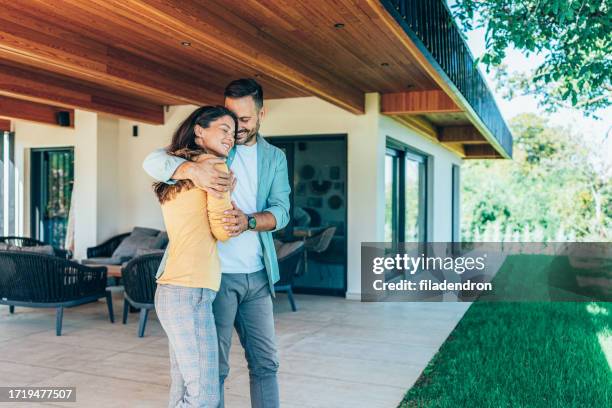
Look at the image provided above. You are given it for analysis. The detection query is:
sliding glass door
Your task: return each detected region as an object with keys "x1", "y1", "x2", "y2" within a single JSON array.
[
  {"x1": 404, "y1": 150, "x2": 427, "y2": 242},
  {"x1": 385, "y1": 140, "x2": 428, "y2": 245},
  {"x1": 30, "y1": 147, "x2": 74, "y2": 248},
  {"x1": 267, "y1": 135, "x2": 347, "y2": 296}
]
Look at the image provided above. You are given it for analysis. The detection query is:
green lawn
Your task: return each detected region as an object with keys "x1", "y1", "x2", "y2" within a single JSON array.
[{"x1": 399, "y1": 256, "x2": 612, "y2": 408}]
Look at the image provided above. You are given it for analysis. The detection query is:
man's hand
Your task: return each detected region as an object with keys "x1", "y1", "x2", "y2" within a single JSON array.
[
  {"x1": 222, "y1": 201, "x2": 248, "y2": 237},
  {"x1": 173, "y1": 157, "x2": 232, "y2": 198}
]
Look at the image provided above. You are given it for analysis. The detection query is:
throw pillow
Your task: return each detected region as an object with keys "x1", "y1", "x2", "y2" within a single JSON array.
[
  {"x1": 132, "y1": 227, "x2": 160, "y2": 236},
  {"x1": 112, "y1": 234, "x2": 159, "y2": 261}
]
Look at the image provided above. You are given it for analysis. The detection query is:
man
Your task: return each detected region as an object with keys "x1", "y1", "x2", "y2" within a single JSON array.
[{"x1": 143, "y1": 78, "x2": 290, "y2": 408}]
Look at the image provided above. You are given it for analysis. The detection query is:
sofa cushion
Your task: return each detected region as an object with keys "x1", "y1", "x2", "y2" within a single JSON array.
[
  {"x1": 20, "y1": 245, "x2": 56, "y2": 256},
  {"x1": 0, "y1": 243, "x2": 55, "y2": 256},
  {"x1": 82, "y1": 257, "x2": 123, "y2": 266},
  {"x1": 112, "y1": 233, "x2": 161, "y2": 261},
  {"x1": 132, "y1": 227, "x2": 160, "y2": 236},
  {"x1": 152, "y1": 231, "x2": 169, "y2": 249},
  {"x1": 134, "y1": 248, "x2": 166, "y2": 258}
]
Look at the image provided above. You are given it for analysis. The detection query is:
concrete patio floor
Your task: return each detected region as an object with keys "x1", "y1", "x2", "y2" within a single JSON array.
[{"x1": 0, "y1": 293, "x2": 470, "y2": 408}]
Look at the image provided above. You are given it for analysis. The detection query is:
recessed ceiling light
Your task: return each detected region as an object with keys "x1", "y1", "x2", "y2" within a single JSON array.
[
  {"x1": 181, "y1": 41, "x2": 191, "y2": 46},
  {"x1": 381, "y1": 62, "x2": 390, "y2": 67},
  {"x1": 334, "y1": 23, "x2": 345, "y2": 29}
]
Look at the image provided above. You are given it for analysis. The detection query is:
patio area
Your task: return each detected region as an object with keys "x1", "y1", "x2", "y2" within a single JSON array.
[{"x1": 0, "y1": 292, "x2": 469, "y2": 408}]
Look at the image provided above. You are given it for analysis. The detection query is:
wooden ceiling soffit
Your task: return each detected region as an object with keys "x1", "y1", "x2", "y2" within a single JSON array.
[
  {"x1": 0, "y1": 95, "x2": 75, "y2": 128},
  {"x1": 0, "y1": 63, "x2": 164, "y2": 124},
  {"x1": 65, "y1": 0, "x2": 365, "y2": 113},
  {"x1": 464, "y1": 145, "x2": 502, "y2": 159},
  {"x1": 0, "y1": 9, "x2": 220, "y2": 107},
  {"x1": 439, "y1": 125, "x2": 486, "y2": 144}
]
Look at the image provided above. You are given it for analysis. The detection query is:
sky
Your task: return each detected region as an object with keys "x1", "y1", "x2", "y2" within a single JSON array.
[{"x1": 462, "y1": 21, "x2": 611, "y2": 150}]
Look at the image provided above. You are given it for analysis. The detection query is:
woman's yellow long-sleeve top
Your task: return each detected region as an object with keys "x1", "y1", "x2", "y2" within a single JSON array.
[{"x1": 156, "y1": 162, "x2": 232, "y2": 290}]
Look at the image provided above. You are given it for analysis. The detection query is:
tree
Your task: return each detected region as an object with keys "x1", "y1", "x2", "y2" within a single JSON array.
[
  {"x1": 462, "y1": 113, "x2": 611, "y2": 241},
  {"x1": 451, "y1": 0, "x2": 612, "y2": 116}
]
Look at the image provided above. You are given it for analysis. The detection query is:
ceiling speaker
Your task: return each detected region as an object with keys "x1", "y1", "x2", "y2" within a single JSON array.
[{"x1": 56, "y1": 111, "x2": 71, "y2": 127}]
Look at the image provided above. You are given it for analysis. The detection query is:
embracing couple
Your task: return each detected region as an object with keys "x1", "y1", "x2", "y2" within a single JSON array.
[{"x1": 143, "y1": 79, "x2": 290, "y2": 408}]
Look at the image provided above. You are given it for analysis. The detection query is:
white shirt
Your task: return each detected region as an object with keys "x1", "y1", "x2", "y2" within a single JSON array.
[{"x1": 217, "y1": 143, "x2": 264, "y2": 273}]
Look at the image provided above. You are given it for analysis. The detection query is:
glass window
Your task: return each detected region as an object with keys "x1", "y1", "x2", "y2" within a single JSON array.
[
  {"x1": 404, "y1": 153, "x2": 427, "y2": 242},
  {"x1": 385, "y1": 141, "x2": 428, "y2": 244}
]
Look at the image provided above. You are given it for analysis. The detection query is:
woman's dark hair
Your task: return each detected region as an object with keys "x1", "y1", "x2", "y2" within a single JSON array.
[
  {"x1": 167, "y1": 105, "x2": 238, "y2": 153},
  {"x1": 153, "y1": 105, "x2": 237, "y2": 204},
  {"x1": 224, "y1": 78, "x2": 264, "y2": 109}
]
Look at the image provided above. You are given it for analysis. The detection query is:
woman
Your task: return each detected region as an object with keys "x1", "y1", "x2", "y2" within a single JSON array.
[{"x1": 153, "y1": 105, "x2": 235, "y2": 408}]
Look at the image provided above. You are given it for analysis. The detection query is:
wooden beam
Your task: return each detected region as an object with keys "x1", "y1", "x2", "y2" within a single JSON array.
[
  {"x1": 0, "y1": 118, "x2": 10, "y2": 132},
  {"x1": 391, "y1": 114, "x2": 438, "y2": 141},
  {"x1": 464, "y1": 145, "x2": 502, "y2": 159},
  {"x1": 381, "y1": 90, "x2": 462, "y2": 114},
  {"x1": 0, "y1": 95, "x2": 74, "y2": 128},
  {"x1": 439, "y1": 126, "x2": 487, "y2": 144},
  {"x1": 0, "y1": 62, "x2": 164, "y2": 124}
]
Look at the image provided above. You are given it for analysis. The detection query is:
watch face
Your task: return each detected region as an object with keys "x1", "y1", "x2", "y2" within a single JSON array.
[{"x1": 248, "y1": 216, "x2": 257, "y2": 229}]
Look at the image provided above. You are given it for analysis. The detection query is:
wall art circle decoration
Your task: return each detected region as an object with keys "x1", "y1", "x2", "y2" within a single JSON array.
[
  {"x1": 300, "y1": 165, "x2": 315, "y2": 180},
  {"x1": 328, "y1": 195, "x2": 343, "y2": 210},
  {"x1": 310, "y1": 180, "x2": 332, "y2": 195}
]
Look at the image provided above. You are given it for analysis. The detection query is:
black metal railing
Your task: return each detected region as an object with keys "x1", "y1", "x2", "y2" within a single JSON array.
[{"x1": 382, "y1": 0, "x2": 513, "y2": 157}]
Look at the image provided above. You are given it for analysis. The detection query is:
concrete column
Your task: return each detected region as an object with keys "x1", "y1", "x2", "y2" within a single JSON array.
[
  {"x1": 72, "y1": 110, "x2": 98, "y2": 259},
  {"x1": 96, "y1": 116, "x2": 120, "y2": 243},
  {"x1": 72, "y1": 113, "x2": 121, "y2": 259}
]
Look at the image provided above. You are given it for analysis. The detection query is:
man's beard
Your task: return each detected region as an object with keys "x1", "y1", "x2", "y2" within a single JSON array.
[{"x1": 237, "y1": 121, "x2": 260, "y2": 145}]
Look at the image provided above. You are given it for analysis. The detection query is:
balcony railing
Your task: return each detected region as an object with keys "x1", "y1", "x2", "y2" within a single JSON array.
[{"x1": 382, "y1": 0, "x2": 513, "y2": 157}]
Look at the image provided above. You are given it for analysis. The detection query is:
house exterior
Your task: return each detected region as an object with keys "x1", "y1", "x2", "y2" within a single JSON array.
[{"x1": 0, "y1": 0, "x2": 512, "y2": 299}]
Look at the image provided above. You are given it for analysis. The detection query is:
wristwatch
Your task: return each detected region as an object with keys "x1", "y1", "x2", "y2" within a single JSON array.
[{"x1": 247, "y1": 214, "x2": 257, "y2": 230}]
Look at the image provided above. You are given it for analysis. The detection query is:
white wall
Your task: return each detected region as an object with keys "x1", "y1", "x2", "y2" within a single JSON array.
[
  {"x1": 96, "y1": 116, "x2": 120, "y2": 242},
  {"x1": 116, "y1": 105, "x2": 195, "y2": 232},
  {"x1": 71, "y1": 111, "x2": 100, "y2": 259}
]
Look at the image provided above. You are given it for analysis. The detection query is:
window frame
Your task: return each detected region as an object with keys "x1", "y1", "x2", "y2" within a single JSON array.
[{"x1": 451, "y1": 164, "x2": 461, "y2": 243}]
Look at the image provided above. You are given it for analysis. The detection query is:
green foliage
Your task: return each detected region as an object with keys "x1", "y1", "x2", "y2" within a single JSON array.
[
  {"x1": 462, "y1": 113, "x2": 611, "y2": 241},
  {"x1": 451, "y1": 0, "x2": 612, "y2": 115}
]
